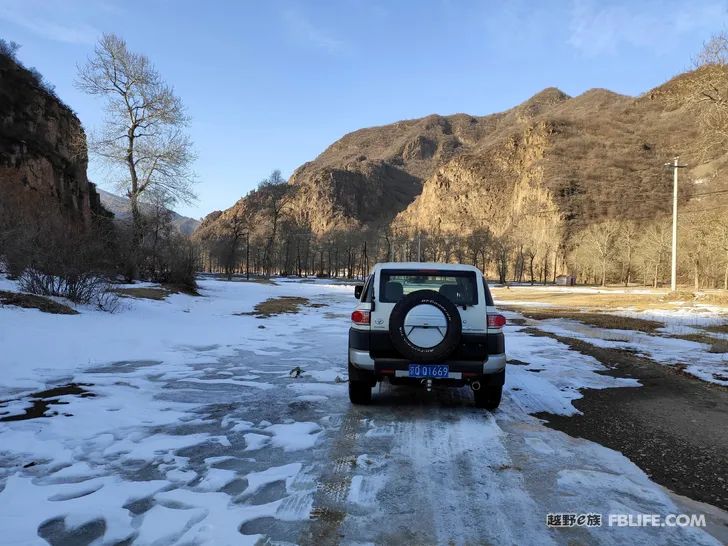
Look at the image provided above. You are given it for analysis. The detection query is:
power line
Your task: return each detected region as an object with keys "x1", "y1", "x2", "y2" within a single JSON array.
[
  {"x1": 523, "y1": 188, "x2": 728, "y2": 218},
  {"x1": 521, "y1": 202, "x2": 728, "y2": 231},
  {"x1": 681, "y1": 204, "x2": 728, "y2": 214},
  {"x1": 690, "y1": 188, "x2": 728, "y2": 197}
]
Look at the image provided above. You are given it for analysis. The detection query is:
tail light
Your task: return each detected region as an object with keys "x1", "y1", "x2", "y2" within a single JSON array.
[
  {"x1": 487, "y1": 314, "x2": 506, "y2": 328},
  {"x1": 351, "y1": 310, "x2": 370, "y2": 325}
]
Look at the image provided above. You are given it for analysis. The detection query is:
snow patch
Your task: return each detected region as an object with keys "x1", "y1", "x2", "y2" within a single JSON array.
[{"x1": 264, "y1": 422, "x2": 322, "y2": 452}]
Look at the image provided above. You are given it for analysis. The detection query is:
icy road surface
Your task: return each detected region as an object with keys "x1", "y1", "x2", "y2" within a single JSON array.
[{"x1": 0, "y1": 278, "x2": 724, "y2": 545}]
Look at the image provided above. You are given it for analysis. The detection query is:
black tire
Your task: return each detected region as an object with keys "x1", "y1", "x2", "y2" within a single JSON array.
[
  {"x1": 474, "y1": 385, "x2": 502, "y2": 410},
  {"x1": 349, "y1": 381, "x2": 372, "y2": 405},
  {"x1": 388, "y1": 289, "x2": 462, "y2": 363}
]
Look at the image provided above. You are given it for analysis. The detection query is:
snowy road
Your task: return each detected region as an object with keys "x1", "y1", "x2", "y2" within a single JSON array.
[{"x1": 0, "y1": 278, "x2": 725, "y2": 545}]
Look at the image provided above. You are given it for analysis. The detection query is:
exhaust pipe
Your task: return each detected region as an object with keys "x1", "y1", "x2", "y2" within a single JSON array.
[{"x1": 471, "y1": 381, "x2": 481, "y2": 392}]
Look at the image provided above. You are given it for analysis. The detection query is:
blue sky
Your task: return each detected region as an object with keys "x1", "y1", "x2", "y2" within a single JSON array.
[{"x1": 1, "y1": 0, "x2": 727, "y2": 219}]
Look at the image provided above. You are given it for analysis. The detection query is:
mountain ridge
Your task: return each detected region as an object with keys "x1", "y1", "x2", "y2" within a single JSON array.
[
  {"x1": 97, "y1": 189, "x2": 200, "y2": 236},
  {"x1": 197, "y1": 66, "x2": 728, "y2": 245}
]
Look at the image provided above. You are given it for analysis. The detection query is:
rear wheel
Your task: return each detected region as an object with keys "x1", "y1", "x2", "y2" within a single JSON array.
[
  {"x1": 349, "y1": 381, "x2": 372, "y2": 405},
  {"x1": 474, "y1": 385, "x2": 502, "y2": 410}
]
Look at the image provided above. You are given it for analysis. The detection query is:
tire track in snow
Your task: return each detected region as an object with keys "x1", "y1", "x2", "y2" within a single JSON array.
[
  {"x1": 334, "y1": 386, "x2": 561, "y2": 545},
  {"x1": 395, "y1": 406, "x2": 552, "y2": 545},
  {"x1": 299, "y1": 410, "x2": 363, "y2": 545}
]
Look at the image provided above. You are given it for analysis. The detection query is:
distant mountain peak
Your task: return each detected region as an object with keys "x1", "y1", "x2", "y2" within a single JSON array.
[
  {"x1": 97, "y1": 188, "x2": 200, "y2": 236},
  {"x1": 525, "y1": 87, "x2": 571, "y2": 105}
]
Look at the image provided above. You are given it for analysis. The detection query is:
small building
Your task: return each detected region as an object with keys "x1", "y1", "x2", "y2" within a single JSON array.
[{"x1": 555, "y1": 275, "x2": 576, "y2": 286}]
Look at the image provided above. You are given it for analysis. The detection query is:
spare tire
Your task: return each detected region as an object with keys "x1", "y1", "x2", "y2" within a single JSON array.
[{"x1": 388, "y1": 289, "x2": 462, "y2": 363}]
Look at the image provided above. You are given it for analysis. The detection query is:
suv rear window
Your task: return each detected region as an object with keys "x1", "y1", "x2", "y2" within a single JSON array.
[{"x1": 379, "y1": 270, "x2": 478, "y2": 305}]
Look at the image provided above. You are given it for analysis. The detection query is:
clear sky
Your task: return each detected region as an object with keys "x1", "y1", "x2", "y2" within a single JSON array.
[{"x1": 1, "y1": 0, "x2": 727, "y2": 219}]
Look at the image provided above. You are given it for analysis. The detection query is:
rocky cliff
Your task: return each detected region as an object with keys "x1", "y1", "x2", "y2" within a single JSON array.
[{"x1": 0, "y1": 51, "x2": 105, "y2": 228}]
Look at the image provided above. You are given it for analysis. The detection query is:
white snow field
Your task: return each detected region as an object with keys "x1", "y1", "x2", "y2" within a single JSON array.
[
  {"x1": 0, "y1": 277, "x2": 725, "y2": 545},
  {"x1": 493, "y1": 285, "x2": 728, "y2": 386}
]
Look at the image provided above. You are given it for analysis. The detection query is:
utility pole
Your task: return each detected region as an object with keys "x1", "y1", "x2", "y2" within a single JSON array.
[
  {"x1": 665, "y1": 157, "x2": 687, "y2": 292},
  {"x1": 417, "y1": 231, "x2": 422, "y2": 262}
]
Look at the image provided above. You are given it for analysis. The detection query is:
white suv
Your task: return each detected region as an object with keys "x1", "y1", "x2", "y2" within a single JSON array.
[{"x1": 348, "y1": 262, "x2": 507, "y2": 409}]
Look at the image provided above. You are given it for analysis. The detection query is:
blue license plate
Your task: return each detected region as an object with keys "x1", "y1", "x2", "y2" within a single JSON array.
[{"x1": 408, "y1": 364, "x2": 450, "y2": 378}]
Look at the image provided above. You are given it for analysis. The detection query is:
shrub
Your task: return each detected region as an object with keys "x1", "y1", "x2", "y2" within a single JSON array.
[
  {"x1": 153, "y1": 235, "x2": 198, "y2": 294},
  {"x1": 4, "y1": 205, "x2": 120, "y2": 310},
  {"x1": 19, "y1": 269, "x2": 120, "y2": 311}
]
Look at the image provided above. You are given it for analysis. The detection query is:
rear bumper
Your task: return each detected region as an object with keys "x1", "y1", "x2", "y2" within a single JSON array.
[
  {"x1": 349, "y1": 348, "x2": 375, "y2": 369},
  {"x1": 372, "y1": 353, "x2": 506, "y2": 375},
  {"x1": 350, "y1": 328, "x2": 504, "y2": 360},
  {"x1": 348, "y1": 328, "x2": 506, "y2": 376}
]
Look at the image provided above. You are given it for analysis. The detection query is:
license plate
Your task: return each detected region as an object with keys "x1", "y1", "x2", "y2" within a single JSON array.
[{"x1": 408, "y1": 364, "x2": 449, "y2": 378}]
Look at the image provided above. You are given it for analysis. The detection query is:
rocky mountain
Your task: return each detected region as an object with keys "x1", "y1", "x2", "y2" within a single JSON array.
[
  {"x1": 199, "y1": 66, "x2": 727, "y2": 244},
  {"x1": 97, "y1": 188, "x2": 200, "y2": 236},
  {"x1": 0, "y1": 49, "x2": 106, "y2": 230}
]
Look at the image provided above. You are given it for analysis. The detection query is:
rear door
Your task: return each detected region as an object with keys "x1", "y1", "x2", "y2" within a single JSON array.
[{"x1": 370, "y1": 268, "x2": 486, "y2": 334}]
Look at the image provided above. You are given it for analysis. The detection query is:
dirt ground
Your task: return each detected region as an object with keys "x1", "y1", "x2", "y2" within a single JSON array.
[
  {"x1": 491, "y1": 286, "x2": 728, "y2": 512},
  {"x1": 526, "y1": 328, "x2": 728, "y2": 511}
]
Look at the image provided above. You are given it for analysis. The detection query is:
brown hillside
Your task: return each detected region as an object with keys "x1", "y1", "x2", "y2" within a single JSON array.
[{"x1": 200, "y1": 67, "x2": 728, "y2": 241}]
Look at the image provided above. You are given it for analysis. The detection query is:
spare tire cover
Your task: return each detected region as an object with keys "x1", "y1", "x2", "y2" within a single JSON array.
[{"x1": 388, "y1": 289, "x2": 462, "y2": 363}]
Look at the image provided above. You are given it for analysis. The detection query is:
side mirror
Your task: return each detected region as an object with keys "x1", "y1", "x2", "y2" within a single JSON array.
[{"x1": 354, "y1": 285, "x2": 363, "y2": 299}]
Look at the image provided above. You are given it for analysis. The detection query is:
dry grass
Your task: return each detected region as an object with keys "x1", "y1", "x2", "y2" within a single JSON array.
[
  {"x1": 705, "y1": 323, "x2": 728, "y2": 334},
  {"x1": 493, "y1": 287, "x2": 663, "y2": 310},
  {"x1": 113, "y1": 287, "x2": 171, "y2": 301},
  {"x1": 0, "y1": 290, "x2": 77, "y2": 314},
  {"x1": 677, "y1": 331, "x2": 728, "y2": 353},
  {"x1": 701, "y1": 292, "x2": 728, "y2": 306},
  {"x1": 493, "y1": 286, "x2": 728, "y2": 312},
  {"x1": 503, "y1": 289, "x2": 728, "y2": 353},
  {"x1": 661, "y1": 290, "x2": 698, "y2": 302},
  {"x1": 113, "y1": 283, "x2": 199, "y2": 300},
  {"x1": 237, "y1": 296, "x2": 311, "y2": 318},
  {"x1": 162, "y1": 283, "x2": 200, "y2": 296},
  {"x1": 671, "y1": 332, "x2": 721, "y2": 347},
  {"x1": 708, "y1": 339, "x2": 728, "y2": 354},
  {"x1": 658, "y1": 328, "x2": 728, "y2": 353},
  {"x1": 509, "y1": 307, "x2": 664, "y2": 332},
  {"x1": 650, "y1": 290, "x2": 728, "y2": 306}
]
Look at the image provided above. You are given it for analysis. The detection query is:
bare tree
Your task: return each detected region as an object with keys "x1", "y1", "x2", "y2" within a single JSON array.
[
  {"x1": 0, "y1": 38, "x2": 20, "y2": 59},
  {"x1": 76, "y1": 34, "x2": 195, "y2": 277},
  {"x1": 687, "y1": 32, "x2": 728, "y2": 161},
  {"x1": 637, "y1": 220, "x2": 671, "y2": 288},
  {"x1": 257, "y1": 170, "x2": 293, "y2": 276},
  {"x1": 617, "y1": 221, "x2": 638, "y2": 287},
  {"x1": 717, "y1": 217, "x2": 728, "y2": 290},
  {"x1": 694, "y1": 33, "x2": 728, "y2": 66},
  {"x1": 494, "y1": 235, "x2": 512, "y2": 284},
  {"x1": 582, "y1": 220, "x2": 621, "y2": 286}
]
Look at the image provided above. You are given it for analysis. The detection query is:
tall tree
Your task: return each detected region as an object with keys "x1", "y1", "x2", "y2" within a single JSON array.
[
  {"x1": 76, "y1": 34, "x2": 195, "y2": 277},
  {"x1": 583, "y1": 220, "x2": 621, "y2": 286},
  {"x1": 257, "y1": 170, "x2": 293, "y2": 276}
]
